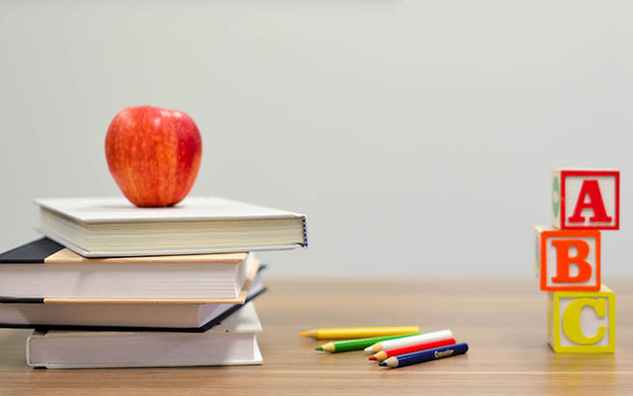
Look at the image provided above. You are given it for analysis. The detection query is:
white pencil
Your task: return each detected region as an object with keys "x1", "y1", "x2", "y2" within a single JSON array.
[{"x1": 363, "y1": 329, "x2": 453, "y2": 354}]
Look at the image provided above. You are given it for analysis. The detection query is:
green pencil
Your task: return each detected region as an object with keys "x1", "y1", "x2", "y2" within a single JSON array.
[{"x1": 315, "y1": 334, "x2": 420, "y2": 353}]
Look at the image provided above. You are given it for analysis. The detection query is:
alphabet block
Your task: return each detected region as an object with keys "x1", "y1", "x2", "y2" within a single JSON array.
[
  {"x1": 535, "y1": 226, "x2": 600, "y2": 291},
  {"x1": 552, "y1": 169, "x2": 619, "y2": 230},
  {"x1": 547, "y1": 284, "x2": 615, "y2": 353}
]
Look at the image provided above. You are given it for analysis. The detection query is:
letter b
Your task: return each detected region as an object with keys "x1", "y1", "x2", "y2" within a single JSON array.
[
  {"x1": 535, "y1": 227, "x2": 600, "y2": 291},
  {"x1": 551, "y1": 239, "x2": 592, "y2": 283}
]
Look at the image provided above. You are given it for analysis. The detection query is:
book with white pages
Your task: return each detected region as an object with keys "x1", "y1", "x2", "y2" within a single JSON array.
[
  {"x1": 27, "y1": 302, "x2": 263, "y2": 368},
  {"x1": 35, "y1": 196, "x2": 308, "y2": 257},
  {"x1": 0, "y1": 265, "x2": 266, "y2": 332},
  {"x1": 0, "y1": 238, "x2": 259, "y2": 303}
]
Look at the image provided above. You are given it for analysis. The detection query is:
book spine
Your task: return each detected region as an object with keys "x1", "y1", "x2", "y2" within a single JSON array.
[
  {"x1": 0, "y1": 297, "x2": 44, "y2": 304},
  {"x1": 301, "y1": 216, "x2": 308, "y2": 248}
]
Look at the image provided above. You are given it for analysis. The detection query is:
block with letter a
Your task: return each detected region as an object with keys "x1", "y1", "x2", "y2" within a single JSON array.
[
  {"x1": 552, "y1": 169, "x2": 619, "y2": 230},
  {"x1": 547, "y1": 284, "x2": 615, "y2": 353},
  {"x1": 535, "y1": 226, "x2": 600, "y2": 291}
]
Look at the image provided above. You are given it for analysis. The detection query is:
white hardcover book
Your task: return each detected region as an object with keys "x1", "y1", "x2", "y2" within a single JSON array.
[
  {"x1": 0, "y1": 271, "x2": 265, "y2": 330},
  {"x1": 27, "y1": 303, "x2": 263, "y2": 368},
  {"x1": 0, "y1": 237, "x2": 259, "y2": 302},
  {"x1": 35, "y1": 196, "x2": 307, "y2": 257}
]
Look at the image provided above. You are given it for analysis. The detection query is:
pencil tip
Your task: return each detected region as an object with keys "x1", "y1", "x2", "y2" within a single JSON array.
[
  {"x1": 379, "y1": 362, "x2": 387, "y2": 367},
  {"x1": 315, "y1": 346, "x2": 323, "y2": 351},
  {"x1": 300, "y1": 330, "x2": 317, "y2": 338},
  {"x1": 368, "y1": 356, "x2": 376, "y2": 361}
]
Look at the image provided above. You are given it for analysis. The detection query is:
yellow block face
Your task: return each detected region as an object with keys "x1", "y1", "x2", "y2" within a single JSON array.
[{"x1": 547, "y1": 285, "x2": 615, "y2": 353}]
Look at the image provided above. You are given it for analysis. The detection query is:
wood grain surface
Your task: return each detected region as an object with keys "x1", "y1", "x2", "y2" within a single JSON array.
[{"x1": 0, "y1": 278, "x2": 631, "y2": 396}]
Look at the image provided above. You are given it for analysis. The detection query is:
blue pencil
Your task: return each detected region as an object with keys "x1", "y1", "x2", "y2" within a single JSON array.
[{"x1": 378, "y1": 342, "x2": 468, "y2": 368}]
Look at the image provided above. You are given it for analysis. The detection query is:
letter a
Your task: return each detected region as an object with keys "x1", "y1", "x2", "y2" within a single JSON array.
[{"x1": 568, "y1": 180, "x2": 612, "y2": 223}]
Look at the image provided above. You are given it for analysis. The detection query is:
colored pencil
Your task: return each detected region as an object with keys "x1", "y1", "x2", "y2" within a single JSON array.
[
  {"x1": 369, "y1": 337, "x2": 456, "y2": 361},
  {"x1": 300, "y1": 326, "x2": 419, "y2": 340},
  {"x1": 316, "y1": 334, "x2": 420, "y2": 353},
  {"x1": 364, "y1": 329, "x2": 453, "y2": 354},
  {"x1": 379, "y1": 342, "x2": 469, "y2": 368}
]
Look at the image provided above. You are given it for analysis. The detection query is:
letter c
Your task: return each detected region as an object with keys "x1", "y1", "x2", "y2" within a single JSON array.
[{"x1": 562, "y1": 298, "x2": 607, "y2": 345}]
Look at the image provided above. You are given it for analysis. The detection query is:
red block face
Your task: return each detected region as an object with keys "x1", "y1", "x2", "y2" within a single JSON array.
[
  {"x1": 552, "y1": 169, "x2": 619, "y2": 230},
  {"x1": 535, "y1": 226, "x2": 601, "y2": 291}
]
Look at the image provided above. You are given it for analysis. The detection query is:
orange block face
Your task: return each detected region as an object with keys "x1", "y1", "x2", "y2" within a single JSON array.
[{"x1": 535, "y1": 226, "x2": 601, "y2": 291}]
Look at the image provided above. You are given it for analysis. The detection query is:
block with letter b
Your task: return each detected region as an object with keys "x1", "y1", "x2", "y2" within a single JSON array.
[
  {"x1": 552, "y1": 169, "x2": 619, "y2": 230},
  {"x1": 535, "y1": 226, "x2": 600, "y2": 291},
  {"x1": 547, "y1": 284, "x2": 615, "y2": 353}
]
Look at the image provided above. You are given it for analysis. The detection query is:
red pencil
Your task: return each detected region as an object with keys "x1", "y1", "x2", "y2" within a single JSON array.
[{"x1": 369, "y1": 337, "x2": 456, "y2": 361}]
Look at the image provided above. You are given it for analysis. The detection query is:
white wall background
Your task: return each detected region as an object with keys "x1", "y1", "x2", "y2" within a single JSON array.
[{"x1": 1, "y1": 0, "x2": 631, "y2": 277}]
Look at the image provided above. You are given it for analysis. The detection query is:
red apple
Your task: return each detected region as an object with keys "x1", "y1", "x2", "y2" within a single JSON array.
[{"x1": 105, "y1": 106, "x2": 202, "y2": 207}]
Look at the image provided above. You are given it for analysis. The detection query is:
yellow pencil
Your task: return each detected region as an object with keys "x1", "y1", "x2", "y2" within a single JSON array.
[{"x1": 299, "y1": 326, "x2": 419, "y2": 340}]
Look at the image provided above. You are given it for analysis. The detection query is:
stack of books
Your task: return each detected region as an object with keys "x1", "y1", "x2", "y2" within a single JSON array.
[{"x1": 0, "y1": 196, "x2": 307, "y2": 368}]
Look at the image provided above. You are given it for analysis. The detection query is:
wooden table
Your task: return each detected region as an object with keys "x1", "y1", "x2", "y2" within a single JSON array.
[{"x1": 0, "y1": 279, "x2": 631, "y2": 396}]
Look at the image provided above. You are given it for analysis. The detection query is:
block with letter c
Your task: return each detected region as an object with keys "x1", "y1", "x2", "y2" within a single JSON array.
[{"x1": 547, "y1": 285, "x2": 615, "y2": 353}]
